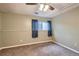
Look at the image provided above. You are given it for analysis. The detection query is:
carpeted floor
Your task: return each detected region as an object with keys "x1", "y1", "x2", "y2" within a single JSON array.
[{"x1": 0, "y1": 42, "x2": 79, "y2": 56}]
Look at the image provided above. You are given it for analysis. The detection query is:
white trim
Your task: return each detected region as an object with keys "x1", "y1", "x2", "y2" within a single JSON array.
[
  {"x1": 1, "y1": 40, "x2": 79, "y2": 54},
  {"x1": 52, "y1": 41, "x2": 79, "y2": 54},
  {"x1": 0, "y1": 40, "x2": 52, "y2": 50}
]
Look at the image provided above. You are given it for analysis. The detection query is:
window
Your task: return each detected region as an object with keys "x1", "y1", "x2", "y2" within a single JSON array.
[
  {"x1": 38, "y1": 20, "x2": 52, "y2": 36},
  {"x1": 38, "y1": 21, "x2": 42, "y2": 30},
  {"x1": 32, "y1": 19, "x2": 52, "y2": 38},
  {"x1": 38, "y1": 21, "x2": 49, "y2": 30},
  {"x1": 42, "y1": 22, "x2": 48, "y2": 30}
]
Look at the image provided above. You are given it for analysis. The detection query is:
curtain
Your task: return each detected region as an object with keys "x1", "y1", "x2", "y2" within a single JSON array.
[
  {"x1": 48, "y1": 21, "x2": 52, "y2": 36},
  {"x1": 32, "y1": 20, "x2": 38, "y2": 38}
]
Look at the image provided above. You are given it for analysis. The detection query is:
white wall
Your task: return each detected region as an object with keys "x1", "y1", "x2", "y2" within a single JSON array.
[
  {"x1": 1, "y1": 13, "x2": 52, "y2": 47},
  {"x1": 52, "y1": 7, "x2": 79, "y2": 51}
]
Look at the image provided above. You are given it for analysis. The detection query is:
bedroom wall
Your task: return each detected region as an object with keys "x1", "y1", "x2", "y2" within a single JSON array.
[
  {"x1": 52, "y1": 7, "x2": 79, "y2": 51},
  {"x1": 0, "y1": 13, "x2": 2, "y2": 47},
  {"x1": 1, "y1": 13, "x2": 52, "y2": 47}
]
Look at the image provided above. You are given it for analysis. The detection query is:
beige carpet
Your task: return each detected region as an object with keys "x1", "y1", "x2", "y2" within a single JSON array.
[{"x1": 0, "y1": 42, "x2": 79, "y2": 56}]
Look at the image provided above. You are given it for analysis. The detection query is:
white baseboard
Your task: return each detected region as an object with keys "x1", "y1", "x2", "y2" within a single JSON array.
[
  {"x1": 52, "y1": 41, "x2": 79, "y2": 54},
  {"x1": 1, "y1": 40, "x2": 78, "y2": 54},
  {"x1": 0, "y1": 40, "x2": 52, "y2": 50}
]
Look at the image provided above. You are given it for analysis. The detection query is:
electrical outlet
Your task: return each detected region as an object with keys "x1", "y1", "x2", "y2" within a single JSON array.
[{"x1": 20, "y1": 40, "x2": 23, "y2": 42}]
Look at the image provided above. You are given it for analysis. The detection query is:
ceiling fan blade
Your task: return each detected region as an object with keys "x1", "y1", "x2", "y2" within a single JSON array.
[
  {"x1": 25, "y1": 3, "x2": 37, "y2": 5},
  {"x1": 49, "y1": 6, "x2": 55, "y2": 10}
]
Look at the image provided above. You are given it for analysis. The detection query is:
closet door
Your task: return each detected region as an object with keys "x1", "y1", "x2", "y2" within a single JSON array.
[{"x1": 32, "y1": 20, "x2": 38, "y2": 38}]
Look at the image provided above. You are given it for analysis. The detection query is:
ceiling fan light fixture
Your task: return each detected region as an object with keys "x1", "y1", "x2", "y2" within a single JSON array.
[
  {"x1": 39, "y1": 4, "x2": 44, "y2": 11},
  {"x1": 43, "y1": 5, "x2": 49, "y2": 12}
]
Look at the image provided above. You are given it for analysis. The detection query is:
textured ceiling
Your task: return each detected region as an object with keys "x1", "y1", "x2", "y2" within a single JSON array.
[{"x1": 0, "y1": 3, "x2": 78, "y2": 18}]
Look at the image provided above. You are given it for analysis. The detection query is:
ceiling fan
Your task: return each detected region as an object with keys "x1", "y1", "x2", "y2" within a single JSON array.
[
  {"x1": 25, "y1": 3, "x2": 55, "y2": 11},
  {"x1": 25, "y1": 3, "x2": 37, "y2": 5}
]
